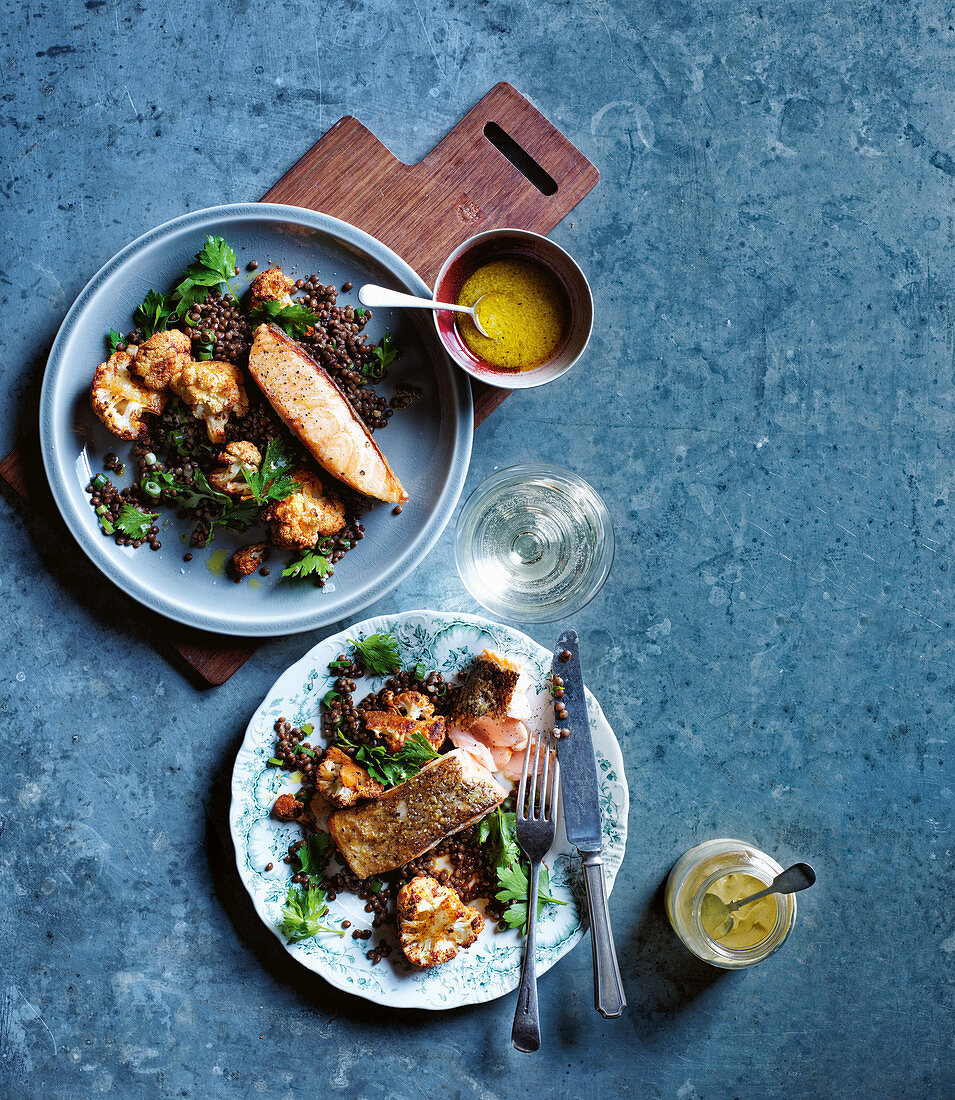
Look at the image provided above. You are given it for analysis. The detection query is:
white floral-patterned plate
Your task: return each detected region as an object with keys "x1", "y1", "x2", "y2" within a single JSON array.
[{"x1": 230, "y1": 609, "x2": 628, "y2": 1010}]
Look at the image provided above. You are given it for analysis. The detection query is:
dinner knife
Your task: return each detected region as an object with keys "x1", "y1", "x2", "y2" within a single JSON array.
[{"x1": 553, "y1": 629, "x2": 626, "y2": 1018}]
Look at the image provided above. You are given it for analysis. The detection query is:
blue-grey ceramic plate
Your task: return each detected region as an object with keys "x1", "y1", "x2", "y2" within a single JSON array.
[
  {"x1": 230, "y1": 610, "x2": 628, "y2": 1010},
  {"x1": 39, "y1": 204, "x2": 473, "y2": 635}
]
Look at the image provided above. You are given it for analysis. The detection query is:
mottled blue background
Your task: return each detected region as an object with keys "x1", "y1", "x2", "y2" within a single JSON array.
[{"x1": 1, "y1": 0, "x2": 953, "y2": 1097}]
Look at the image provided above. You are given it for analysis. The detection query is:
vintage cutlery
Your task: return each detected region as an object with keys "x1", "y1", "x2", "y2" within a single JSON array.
[
  {"x1": 511, "y1": 725, "x2": 559, "y2": 1053},
  {"x1": 553, "y1": 629, "x2": 626, "y2": 1018}
]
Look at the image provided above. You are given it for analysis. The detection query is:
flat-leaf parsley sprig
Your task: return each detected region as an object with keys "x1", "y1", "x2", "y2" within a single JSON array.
[
  {"x1": 336, "y1": 730, "x2": 440, "y2": 788},
  {"x1": 282, "y1": 550, "x2": 333, "y2": 584},
  {"x1": 347, "y1": 631, "x2": 401, "y2": 675},
  {"x1": 476, "y1": 808, "x2": 565, "y2": 933},
  {"x1": 133, "y1": 289, "x2": 175, "y2": 338},
  {"x1": 360, "y1": 331, "x2": 398, "y2": 382},
  {"x1": 114, "y1": 503, "x2": 159, "y2": 540},
  {"x1": 278, "y1": 833, "x2": 342, "y2": 943},
  {"x1": 172, "y1": 236, "x2": 238, "y2": 314},
  {"x1": 249, "y1": 300, "x2": 320, "y2": 339},
  {"x1": 242, "y1": 438, "x2": 301, "y2": 506},
  {"x1": 279, "y1": 882, "x2": 343, "y2": 943}
]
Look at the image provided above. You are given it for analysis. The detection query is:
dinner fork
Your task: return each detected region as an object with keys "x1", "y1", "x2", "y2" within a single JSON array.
[{"x1": 511, "y1": 727, "x2": 559, "y2": 1054}]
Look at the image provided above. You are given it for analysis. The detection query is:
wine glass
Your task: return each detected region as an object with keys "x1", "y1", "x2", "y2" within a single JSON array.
[{"x1": 454, "y1": 464, "x2": 614, "y2": 622}]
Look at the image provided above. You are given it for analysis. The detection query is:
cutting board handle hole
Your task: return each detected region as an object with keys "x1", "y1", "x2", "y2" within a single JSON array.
[{"x1": 483, "y1": 122, "x2": 558, "y2": 196}]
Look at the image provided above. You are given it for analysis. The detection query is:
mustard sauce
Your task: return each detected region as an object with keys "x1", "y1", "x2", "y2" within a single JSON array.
[
  {"x1": 701, "y1": 872, "x2": 777, "y2": 949},
  {"x1": 455, "y1": 257, "x2": 569, "y2": 371}
]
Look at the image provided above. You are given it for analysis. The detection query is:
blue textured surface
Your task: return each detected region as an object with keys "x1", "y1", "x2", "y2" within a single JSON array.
[{"x1": 1, "y1": 1, "x2": 953, "y2": 1097}]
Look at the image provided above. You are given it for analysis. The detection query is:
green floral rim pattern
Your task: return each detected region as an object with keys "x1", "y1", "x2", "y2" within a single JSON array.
[{"x1": 230, "y1": 610, "x2": 629, "y2": 1010}]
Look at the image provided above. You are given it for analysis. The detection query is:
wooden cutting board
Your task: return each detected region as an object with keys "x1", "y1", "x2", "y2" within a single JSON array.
[{"x1": 2, "y1": 82, "x2": 598, "y2": 685}]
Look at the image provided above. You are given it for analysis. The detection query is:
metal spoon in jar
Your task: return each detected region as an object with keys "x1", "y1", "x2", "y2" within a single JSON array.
[
  {"x1": 701, "y1": 862, "x2": 816, "y2": 938},
  {"x1": 357, "y1": 283, "x2": 493, "y2": 338}
]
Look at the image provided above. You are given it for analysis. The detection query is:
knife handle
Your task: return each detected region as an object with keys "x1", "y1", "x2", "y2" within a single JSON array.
[{"x1": 581, "y1": 852, "x2": 626, "y2": 1018}]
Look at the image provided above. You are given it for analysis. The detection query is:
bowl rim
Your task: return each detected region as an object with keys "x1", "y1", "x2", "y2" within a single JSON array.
[{"x1": 431, "y1": 228, "x2": 594, "y2": 391}]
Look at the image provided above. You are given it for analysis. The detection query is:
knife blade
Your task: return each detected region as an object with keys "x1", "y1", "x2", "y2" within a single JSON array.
[
  {"x1": 554, "y1": 631, "x2": 603, "y2": 852},
  {"x1": 553, "y1": 628, "x2": 626, "y2": 1018}
]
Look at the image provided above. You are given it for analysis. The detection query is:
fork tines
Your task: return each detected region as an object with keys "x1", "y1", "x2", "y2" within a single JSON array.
[{"x1": 517, "y1": 727, "x2": 559, "y2": 823}]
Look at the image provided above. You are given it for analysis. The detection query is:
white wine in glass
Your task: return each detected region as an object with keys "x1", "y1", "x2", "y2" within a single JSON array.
[{"x1": 454, "y1": 464, "x2": 614, "y2": 622}]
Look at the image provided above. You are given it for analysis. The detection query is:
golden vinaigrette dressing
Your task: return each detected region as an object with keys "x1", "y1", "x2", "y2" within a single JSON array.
[
  {"x1": 701, "y1": 872, "x2": 777, "y2": 949},
  {"x1": 455, "y1": 257, "x2": 569, "y2": 371}
]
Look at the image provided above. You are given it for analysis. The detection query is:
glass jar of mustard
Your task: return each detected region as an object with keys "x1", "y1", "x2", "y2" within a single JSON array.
[{"x1": 665, "y1": 838, "x2": 796, "y2": 969}]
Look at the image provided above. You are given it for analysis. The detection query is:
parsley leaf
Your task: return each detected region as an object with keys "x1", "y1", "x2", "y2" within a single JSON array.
[
  {"x1": 477, "y1": 808, "x2": 565, "y2": 932},
  {"x1": 143, "y1": 469, "x2": 259, "y2": 537},
  {"x1": 336, "y1": 730, "x2": 439, "y2": 788},
  {"x1": 282, "y1": 551, "x2": 333, "y2": 583},
  {"x1": 496, "y1": 862, "x2": 565, "y2": 932},
  {"x1": 242, "y1": 438, "x2": 301, "y2": 505},
  {"x1": 193, "y1": 235, "x2": 238, "y2": 283},
  {"x1": 172, "y1": 235, "x2": 237, "y2": 314},
  {"x1": 477, "y1": 809, "x2": 521, "y2": 873},
  {"x1": 133, "y1": 290, "x2": 175, "y2": 338},
  {"x1": 298, "y1": 831, "x2": 331, "y2": 877},
  {"x1": 249, "y1": 300, "x2": 319, "y2": 339},
  {"x1": 349, "y1": 631, "x2": 401, "y2": 675},
  {"x1": 113, "y1": 503, "x2": 158, "y2": 539},
  {"x1": 360, "y1": 331, "x2": 398, "y2": 382},
  {"x1": 279, "y1": 882, "x2": 343, "y2": 943},
  {"x1": 106, "y1": 329, "x2": 122, "y2": 355}
]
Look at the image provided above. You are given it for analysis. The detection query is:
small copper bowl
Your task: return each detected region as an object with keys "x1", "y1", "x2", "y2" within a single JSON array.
[{"x1": 432, "y1": 229, "x2": 594, "y2": 390}]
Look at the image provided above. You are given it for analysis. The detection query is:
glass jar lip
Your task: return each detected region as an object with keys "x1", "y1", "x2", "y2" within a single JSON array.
[{"x1": 690, "y1": 863, "x2": 794, "y2": 962}]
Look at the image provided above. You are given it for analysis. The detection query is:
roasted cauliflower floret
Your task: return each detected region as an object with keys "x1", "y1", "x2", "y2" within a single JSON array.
[
  {"x1": 271, "y1": 793, "x2": 304, "y2": 822},
  {"x1": 232, "y1": 542, "x2": 268, "y2": 577},
  {"x1": 261, "y1": 467, "x2": 346, "y2": 550},
  {"x1": 208, "y1": 441, "x2": 262, "y2": 498},
  {"x1": 363, "y1": 691, "x2": 447, "y2": 753},
  {"x1": 170, "y1": 359, "x2": 249, "y2": 443},
  {"x1": 90, "y1": 350, "x2": 167, "y2": 440},
  {"x1": 246, "y1": 266, "x2": 295, "y2": 310},
  {"x1": 316, "y1": 746, "x2": 385, "y2": 808},
  {"x1": 397, "y1": 876, "x2": 485, "y2": 968},
  {"x1": 130, "y1": 329, "x2": 192, "y2": 390}
]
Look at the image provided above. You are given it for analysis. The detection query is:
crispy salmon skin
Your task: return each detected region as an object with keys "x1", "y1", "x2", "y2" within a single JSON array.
[
  {"x1": 248, "y1": 323, "x2": 408, "y2": 503},
  {"x1": 449, "y1": 649, "x2": 520, "y2": 728},
  {"x1": 328, "y1": 749, "x2": 507, "y2": 879}
]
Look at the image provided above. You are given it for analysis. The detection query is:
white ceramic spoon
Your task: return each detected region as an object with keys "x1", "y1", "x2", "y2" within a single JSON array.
[{"x1": 358, "y1": 283, "x2": 492, "y2": 338}]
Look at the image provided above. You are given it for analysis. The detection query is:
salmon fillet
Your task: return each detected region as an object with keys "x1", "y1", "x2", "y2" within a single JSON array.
[
  {"x1": 449, "y1": 650, "x2": 520, "y2": 728},
  {"x1": 247, "y1": 323, "x2": 408, "y2": 503},
  {"x1": 328, "y1": 749, "x2": 507, "y2": 879}
]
